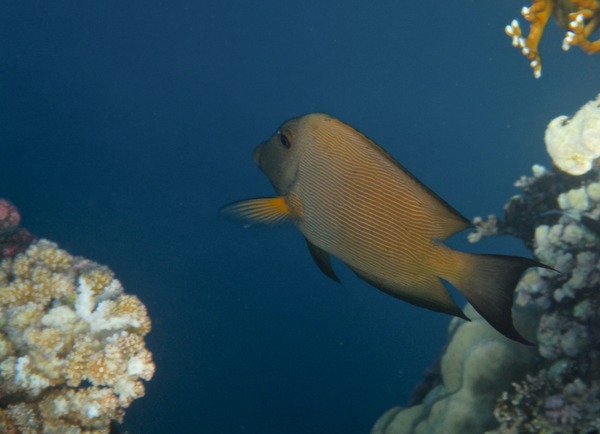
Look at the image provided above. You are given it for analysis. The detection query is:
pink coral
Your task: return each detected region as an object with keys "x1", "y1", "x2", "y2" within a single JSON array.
[
  {"x1": 544, "y1": 394, "x2": 582, "y2": 425},
  {"x1": 0, "y1": 200, "x2": 20, "y2": 233},
  {"x1": 0, "y1": 200, "x2": 34, "y2": 259}
]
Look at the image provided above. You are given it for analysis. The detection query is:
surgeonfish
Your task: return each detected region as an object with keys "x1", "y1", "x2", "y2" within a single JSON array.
[{"x1": 224, "y1": 113, "x2": 551, "y2": 344}]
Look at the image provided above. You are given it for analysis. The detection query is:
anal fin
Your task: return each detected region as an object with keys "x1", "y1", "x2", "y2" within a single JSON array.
[{"x1": 348, "y1": 265, "x2": 468, "y2": 320}]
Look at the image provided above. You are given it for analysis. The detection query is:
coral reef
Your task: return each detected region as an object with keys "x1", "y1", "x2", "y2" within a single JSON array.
[
  {"x1": 373, "y1": 90, "x2": 600, "y2": 433},
  {"x1": 0, "y1": 199, "x2": 34, "y2": 259},
  {"x1": 505, "y1": 0, "x2": 600, "y2": 78},
  {"x1": 448, "y1": 165, "x2": 600, "y2": 433},
  {"x1": 490, "y1": 374, "x2": 600, "y2": 432},
  {"x1": 373, "y1": 165, "x2": 600, "y2": 434},
  {"x1": 0, "y1": 238, "x2": 155, "y2": 433},
  {"x1": 545, "y1": 94, "x2": 600, "y2": 176},
  {"x1": 371, "y1": 305, "x2": 539, "y2": 434},
  {"x1": 482, "y1": 165, "x2": 600, "y2": 434}
]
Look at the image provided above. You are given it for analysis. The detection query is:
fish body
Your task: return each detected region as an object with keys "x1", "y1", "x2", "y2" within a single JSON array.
[{"x1": 225, "y1": 113, "x2": 549, "y2": 344}]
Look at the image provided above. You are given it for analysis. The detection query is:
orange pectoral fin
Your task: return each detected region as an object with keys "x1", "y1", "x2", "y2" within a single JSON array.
[{"x1": 221, "y1": 197, "x2": 293, "y2": 225}]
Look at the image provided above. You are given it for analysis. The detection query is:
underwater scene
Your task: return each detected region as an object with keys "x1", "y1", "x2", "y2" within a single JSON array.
[{"x1": 1, "y1": 1, "x2": 600, "y2": 433}]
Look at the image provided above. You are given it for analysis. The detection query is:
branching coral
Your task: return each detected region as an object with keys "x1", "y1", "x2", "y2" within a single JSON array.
[
  {"x1": 0, "y1": 239, "x2": 155, "y2": 433},
  {"x1": 506, "y1": 0, "x2": 600, "y2": 78},
  {"x1": 492, "y1": 374, "x2": 600, "y2": 432}
]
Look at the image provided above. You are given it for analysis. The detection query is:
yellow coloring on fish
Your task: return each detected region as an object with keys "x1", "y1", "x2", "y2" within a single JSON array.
[{"x1": 224, "y1": 114, "x2": 551, "y2": 344}]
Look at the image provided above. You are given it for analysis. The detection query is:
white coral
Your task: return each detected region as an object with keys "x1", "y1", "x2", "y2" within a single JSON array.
[
  {"x1": 545, "y1": 94, "x2": 600, "y2": 175},
  {"x1": 0, "y1": 239, "x2": 154, "y2": 433}
]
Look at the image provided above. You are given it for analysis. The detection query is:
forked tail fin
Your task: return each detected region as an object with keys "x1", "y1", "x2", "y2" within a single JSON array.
[{"x1": 440, "y1": 250, "x2": 552, "y2": 345}]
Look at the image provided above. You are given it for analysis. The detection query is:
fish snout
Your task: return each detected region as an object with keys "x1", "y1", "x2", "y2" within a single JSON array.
[{"x1": 253, "y1": 142, "x2": 264, "y2": 166}]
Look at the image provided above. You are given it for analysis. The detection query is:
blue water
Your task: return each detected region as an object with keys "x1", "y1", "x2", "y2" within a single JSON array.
[{"x1": 1, "y1": 1, "x2": 599, "y2": 433}]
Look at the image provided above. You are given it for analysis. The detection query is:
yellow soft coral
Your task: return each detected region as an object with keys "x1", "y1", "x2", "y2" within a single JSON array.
[{"x1": 506, "y1": 0, "x2": 600, "y2": 77}]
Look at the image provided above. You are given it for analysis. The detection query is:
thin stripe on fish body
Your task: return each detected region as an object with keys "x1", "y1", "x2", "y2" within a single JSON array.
[{"x1": 293, "y1": 115, "x2": 469, "y2": 306}]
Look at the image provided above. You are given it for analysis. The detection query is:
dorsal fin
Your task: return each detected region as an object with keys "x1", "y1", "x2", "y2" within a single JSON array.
[{"x1": 357, "y1": 128, "x2": 472, "y2": 239}]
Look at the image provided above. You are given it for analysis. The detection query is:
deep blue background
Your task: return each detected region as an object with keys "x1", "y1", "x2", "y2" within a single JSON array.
[{"x1": 1, "y1": 1, "x2": 599, "y2": 433}]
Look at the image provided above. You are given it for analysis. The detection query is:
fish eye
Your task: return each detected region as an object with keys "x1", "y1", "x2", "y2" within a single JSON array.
[{"x1": 278, "y1": 131, "x2": 291, "y2": 149}]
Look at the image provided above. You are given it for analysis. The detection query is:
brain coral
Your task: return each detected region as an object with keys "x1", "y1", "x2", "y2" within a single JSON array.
[
  {"x1": 0, "y1": 239, "x2": 154, "y2": 433},
  {"x1": 371, "y1": 304, "x2": 538, "y2": 434}
]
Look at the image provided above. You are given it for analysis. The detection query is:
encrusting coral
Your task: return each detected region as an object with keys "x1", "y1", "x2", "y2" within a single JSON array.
[
  {"x1": 372, "y1": 94, "x2": 600, "y2": 433},
  {"x1": 505, "y1": 0, "x2": 600, "y2": 78},
  {"x1": 0, "y1": 237, "x2": 155, "y2": 433}
]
